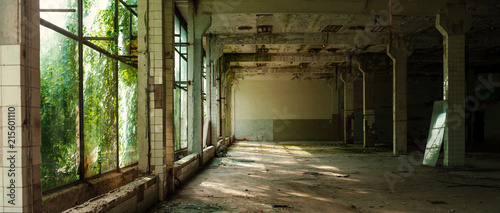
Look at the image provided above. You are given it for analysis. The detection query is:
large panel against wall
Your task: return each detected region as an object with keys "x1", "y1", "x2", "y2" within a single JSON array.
[{"x1": 234, "y1": 75, "x2": 337, "y2": 141}]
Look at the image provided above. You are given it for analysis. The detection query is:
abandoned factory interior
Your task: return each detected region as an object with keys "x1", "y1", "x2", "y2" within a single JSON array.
[{"x1": 1, "y1": 0, "x2": 500, "y2": 212}]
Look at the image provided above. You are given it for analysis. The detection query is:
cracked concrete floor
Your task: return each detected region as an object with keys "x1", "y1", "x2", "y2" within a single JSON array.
[{"x1": 148, "y1": 141, "x2": 500, "y2": 213}]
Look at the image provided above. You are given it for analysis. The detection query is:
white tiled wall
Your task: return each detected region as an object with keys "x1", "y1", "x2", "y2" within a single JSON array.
[
  {"x1": 443, "y1": 35, "x2": 466, "y2": 166},
  {"x1": 0, "y1": 44, "x2": 27, "y2": 211}
]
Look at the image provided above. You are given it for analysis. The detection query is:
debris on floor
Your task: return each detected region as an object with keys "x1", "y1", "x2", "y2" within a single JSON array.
[{"x1": 147, "y1": 141, "x2": 500, "y2": 213}]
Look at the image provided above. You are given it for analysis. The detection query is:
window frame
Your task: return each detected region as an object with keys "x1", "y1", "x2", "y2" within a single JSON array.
[{"x1": 39, "y1": 0, "x2": 139, "y2": 194}]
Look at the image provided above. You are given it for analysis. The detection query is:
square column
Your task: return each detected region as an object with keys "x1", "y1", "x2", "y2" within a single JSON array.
[
  {"x1": 387, "y1": 36, "x2": 412, "y2": 155},
  {"x1": 187, "y1": 1, "x2": 210, "y2": 163},
  {"x1": 138, "y1": 0, "x2": 176, "y2": 200},
  {"x1": 209, "y1": 38, "x2": 222, "y2": 146},
  {"x1": 436, "y1": 4, "x2": 472, "y2": 166},
  {"x1": 0, "y1": 0, "x2": 42, "y2": 211}
]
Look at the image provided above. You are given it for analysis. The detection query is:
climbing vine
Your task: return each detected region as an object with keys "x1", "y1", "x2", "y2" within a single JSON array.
[{"x1": 40, "y1": 0, "x2": 138, "y2": 191}]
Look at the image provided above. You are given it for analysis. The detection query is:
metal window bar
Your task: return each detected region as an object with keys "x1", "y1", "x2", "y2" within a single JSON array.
[
  {"x1": 114, "y1": 0, "x2": 120, "y2": 173},
  {"x1": 118, "y1": 0, "x2": 137, "y2": 16},
  {"x1": 40, "y1": 9, "x2": 76, "y2": 12}
]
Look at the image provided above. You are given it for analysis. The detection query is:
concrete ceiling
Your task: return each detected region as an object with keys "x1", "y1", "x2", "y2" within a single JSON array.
[{"x1": 193, "y1": 0, "x2": 500, "y2": 78}]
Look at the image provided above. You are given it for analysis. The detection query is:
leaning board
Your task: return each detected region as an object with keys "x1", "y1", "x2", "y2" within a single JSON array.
[{"x1": 423, "y1": 100, "x2": 448, "y2": 166}]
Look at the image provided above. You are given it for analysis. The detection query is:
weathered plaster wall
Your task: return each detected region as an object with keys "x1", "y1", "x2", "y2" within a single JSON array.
[{"x1": 233, "y1": 74, "x2": 337, "y2": 141}]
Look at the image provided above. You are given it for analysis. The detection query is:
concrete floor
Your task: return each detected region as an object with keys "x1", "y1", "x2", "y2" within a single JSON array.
[{"x1": 148, "y1": 141, "x2": 500, "y2": 213}]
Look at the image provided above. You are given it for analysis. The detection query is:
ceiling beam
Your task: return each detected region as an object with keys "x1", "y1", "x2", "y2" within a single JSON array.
[
  {"x1": 224, "y1": 53, "x2": 347, "y2": 63},
  {"x1": 216, "y1": 33, "x2": 388, "y2": 46}
]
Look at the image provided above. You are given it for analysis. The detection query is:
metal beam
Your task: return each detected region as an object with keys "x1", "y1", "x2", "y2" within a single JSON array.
[
  {"x1": 78, "y1": 0, "x2": 85, "y2": 180},
  {"x1": 40, "y1": 18, "x2": 137, "y2": 68},
  {"x1": 83, "y1": 37, "x2": 116, "y2": 41},
  {"x1": 118, "y1": 0, "x2": 138, "y2": 17},
  {"x1": 40, "y1": 9, "x2": 76, "y2": 12}
]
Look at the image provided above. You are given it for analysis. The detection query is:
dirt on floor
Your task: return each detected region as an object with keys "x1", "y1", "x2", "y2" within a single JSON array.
[{"x1": 147, "y1": 141, "x2": 500, "y2": 213}]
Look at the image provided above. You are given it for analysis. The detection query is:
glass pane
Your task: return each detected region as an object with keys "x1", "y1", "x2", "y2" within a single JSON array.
[
  {"x1": 40, "y1": 25, "x2": 80, "y2": 191},
  {"x1": 83, "y1": 46, "x2": 118, "y2": 177},
  {"x1": 83, "y1": 0, "x2": 115, "y2": 52},
  {"x1": 175, "y1": 52, "x2": 180, "y2": 81},
  {"x1": 118, "y1": 3, "x2": 131, "y2": 56},
  {"x1": 40, "y1": 0, "x2": 78, "y2": 34},
  {"x1": 174, "y1": 88, "x2": 181, "y2": 150},
  {"x1": 126, "y1": 0, "x2": 138, "y2": 5},
  {"x1": 175, "y1": 16, "x2": 180, "y2": 35},
  {"x1": 131, "y1": 15, "x2": 138, "y2": 37},
  {"x1": 119, "y1": 62, "x2": 139, "y2": 167},
  {"x1": 181, "y1": 58, "x2": 188, "y2": 81},
  {"x1": 181, "y1": 27, "x2": 187, "y2": 43},
  {"x1": 181, "y1": 90, "x2": 188, "y2": 149}
]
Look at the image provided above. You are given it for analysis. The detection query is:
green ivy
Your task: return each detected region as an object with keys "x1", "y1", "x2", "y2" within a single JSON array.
[{"x1": 40, "y1": 0, "x2": 138, "y2": 191}]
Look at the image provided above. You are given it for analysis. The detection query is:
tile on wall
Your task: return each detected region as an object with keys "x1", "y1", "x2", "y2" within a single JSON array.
[
  {"x1": 1, "y1": 66, "x2": 22, "y2": 86},
  {"x1": 1, "y1": 45, "x2": 21, "y2": 66}
]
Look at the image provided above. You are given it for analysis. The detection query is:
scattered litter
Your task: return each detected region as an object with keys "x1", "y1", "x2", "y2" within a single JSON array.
[
  {"x1": 232, "y1": 159, "x2": 255, "y2": 163},
  {"x1": 303, "y1": 172, "x2": 324, "y2": 177},
  {"x1": 273, "y1": 204, "x2": 290, "y2": 208},
  {"x1": 429, "y1": 200, "x2": 447, "y2": 205}
]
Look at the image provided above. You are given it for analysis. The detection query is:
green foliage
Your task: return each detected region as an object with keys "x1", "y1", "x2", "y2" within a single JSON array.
[
  {"x1": 40, "y1": 0, "x2": 80, "y2": 191},
  {"x1": 41, "y1": 0, "x2": 139, "y2": 191},
  {"x1": 40, "y1": 30, "x2": 80, "y2": 191}
]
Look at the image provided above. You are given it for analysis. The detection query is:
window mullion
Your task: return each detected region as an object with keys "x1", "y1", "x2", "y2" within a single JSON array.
[
  {"x1": 114, "y1": 0, "x2": 120, "y2": 172},
  {"x1": 78, "y1": 0, "x2": 85, "y2": 180}
]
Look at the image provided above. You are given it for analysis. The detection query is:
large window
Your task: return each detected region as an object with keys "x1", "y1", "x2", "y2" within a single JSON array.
[
  {"x1": 174, "y1": 11, "x2": 189, "y2": 152},
  {"x1": 40, "y1": 0, "x2": 138, "y2": 191}
]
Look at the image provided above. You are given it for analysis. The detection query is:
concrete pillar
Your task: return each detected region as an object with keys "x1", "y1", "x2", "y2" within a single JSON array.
[
  {"x1": 341, "y1": 69, "x2": 355, "y2": 144},
  {"x1": 357, "y1": 62, "x2": 376, "y2": 148},
  {"x1": 387, "y1": 36, "x2": 412, "y2": 155},
  {"x1": 138, "y1": 0, "x2": 176, "y2": 200},
  {"x1": 210, "y1": 38, "x2": 223, "y2": 145},
  {"x1": 436, "y1": 4, "x2": 472, "y2": 167},
  {"x1": 0, "y1": 0, "x2": 42, "y2": 211},
  {"x1": 187, "y1": 0, "x2": 210, "y2": 161},
  {"x1": 137, "y1": 0, "x2": 149, "y2": 175}
]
